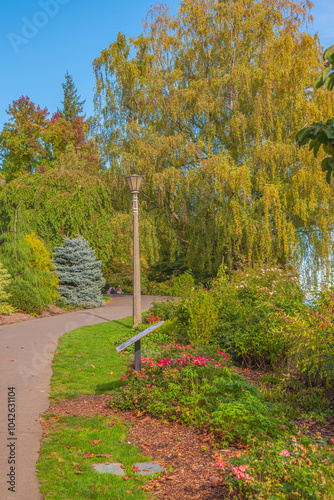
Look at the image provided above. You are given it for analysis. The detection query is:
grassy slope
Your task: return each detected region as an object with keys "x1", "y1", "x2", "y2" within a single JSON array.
[{"x1": 50, "y1": 317, "x2": 132, "y2": 403}]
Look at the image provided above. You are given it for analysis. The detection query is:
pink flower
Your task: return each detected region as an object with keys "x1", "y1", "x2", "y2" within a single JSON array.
[
  {"x1": 120, "y1": 375, "x2": 127, "y2": 380},
  {"x1": 232, "y1": 466, "x2": 251, "y2": 480},
  {"x1": 147, "y1": 384, "x2": 151, "y2": 388},
  {"x1": 216, "y1": 456, "x2": 225, "y2": 469},
  {"x1": 280, "y1": 449, "x2": 290, "y2": 457},
  {"x1": 134, "y1": 399, "x2": 138, "y2": 403}
]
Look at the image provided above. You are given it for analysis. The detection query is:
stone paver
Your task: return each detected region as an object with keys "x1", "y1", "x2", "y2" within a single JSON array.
[
  {"x1": 92, "y1": 462, "x2": 126, "y2": 475},
  {"x1": 92, "y1": 461, "x2": 165, "y2": 476},
  {"x1": 133, "y1": 462, "x2": 165, "y2": 475}
]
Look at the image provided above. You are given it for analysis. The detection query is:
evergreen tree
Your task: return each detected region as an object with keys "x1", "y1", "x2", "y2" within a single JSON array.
[
  {"x1": 53, "y1": 236, "x2": 105, "y2": 308},
  {"x1": 59, "y1": 71, "x2": 85, "y2": 122},
  {"x1": 0, "y1": 262, "x2": 14, "y2": 314}
]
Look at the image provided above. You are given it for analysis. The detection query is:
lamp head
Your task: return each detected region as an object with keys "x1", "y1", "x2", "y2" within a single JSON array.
[{"x1": 126, "y1": 174, "x2": 143, "y2": 194}]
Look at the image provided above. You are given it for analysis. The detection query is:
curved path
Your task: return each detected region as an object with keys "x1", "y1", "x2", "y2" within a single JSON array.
[{"x1": 0, "y1": 295, "x2": 161, "y2": 500}]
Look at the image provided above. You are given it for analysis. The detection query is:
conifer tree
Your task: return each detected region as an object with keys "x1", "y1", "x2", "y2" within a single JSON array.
[
  {"x1": 58, "y1": 71, "x2": 85, "y2": 122},
  {"x1": 53, "y1": 236, "x2": 105, "y2": 308},
  {"x1": 0, "y1": 261, "x2": 14, "y2": 314}
]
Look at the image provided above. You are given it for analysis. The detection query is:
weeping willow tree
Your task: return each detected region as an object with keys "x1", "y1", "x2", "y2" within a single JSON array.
[
  {"x1": 92, "y1": 0, "x2": 334, "y2": 279},
  {"x1": 0, "y1": 149, "x2": 160, "y2": 284}
]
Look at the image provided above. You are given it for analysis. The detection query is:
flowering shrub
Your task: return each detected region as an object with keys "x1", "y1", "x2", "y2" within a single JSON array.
[
  {"x1": 227, "y1": 434, "x2": 334, "y2": 499},
  {"x1": 211, "y1": 265, "x2": 304, "y2": 369},
  {"x1": 112, "y1": 344, "x2": 284, "y2": 444},
  {"x1": 149, "y1": 265, "x2": 304, "y2": 368},
  {"x1": 146, "y1": 315, "x2": 162, "y2": 325},
  {"x1": 282, "y1": 289, "x2": 334, "y2": 386}
]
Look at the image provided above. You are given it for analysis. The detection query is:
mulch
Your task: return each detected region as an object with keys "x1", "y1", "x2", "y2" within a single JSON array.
[
  {"x1": 0, "y1": 305, "x2": 67, "y2": 326},
  {"x1": 43, "y1": 368, "x2": 334, "y2": 499},
  {"x1": 45, "y1": 394, "x2": 241, "y2": 499}
]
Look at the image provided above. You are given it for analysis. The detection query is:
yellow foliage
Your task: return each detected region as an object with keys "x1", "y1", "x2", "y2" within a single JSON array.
[
  {"x1": 93, "y1": 0, "x2": 334, "y2": 277},
  {"x1": 24, "y1": 232, "x2": 59, "y2": 301},
  {"x1": 0, "y1": 261, "x2": 14, "y2": 314},
  {"x1": 24, "y1": 232, "x2": 55, "y2": 272}
]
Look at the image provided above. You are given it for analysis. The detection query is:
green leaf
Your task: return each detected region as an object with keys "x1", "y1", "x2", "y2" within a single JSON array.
[
  {"x1": 323, "y1": 44, "x2": 334, "y2": 62},
  {"x1": 321, "y1": 157, "x2": 331, "y2": 173},
  {"x1": 295, "y1": 126, "x2": 314, "y2": 146},
  {"x1": 325, "y1": 75, "x2": 334, "y2": 91},
  {"x1": 313, "y1": 141, "x2": 321, "y2": 158},
  {"x1": 309, "y1": 138, "x2": 318, "y2": 150},
  {"x1": 323, "y1": 143, "x2": 334, "y2": 155},
  {"x1": 314, "y1": 121, "x2": 325, "y2": 134},
  {"x1": 314, "y1": 74, "x2": 324, "y2": 89},
  {"x1": 326, "y1": 169, "x2": 331, "y2": 184},
  {"x1": 322, "y1": 64, "x2": 333, "y2": 80},
  {"x1": 322, "y1": 125, "x2": 334, "y2": 140}
]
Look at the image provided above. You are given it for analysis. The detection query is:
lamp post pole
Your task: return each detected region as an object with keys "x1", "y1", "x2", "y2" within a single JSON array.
[
  {"x1": 132, "y1": 190, "x2": 142, "y2": 328},
  {"x1": 126, "y1": 175, "x2": 143, "y2": 371}
]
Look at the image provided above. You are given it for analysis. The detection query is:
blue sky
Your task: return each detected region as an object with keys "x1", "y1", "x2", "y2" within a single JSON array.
[{"x1": 0, "y1": 0, "x2": 333, "y2": 129}]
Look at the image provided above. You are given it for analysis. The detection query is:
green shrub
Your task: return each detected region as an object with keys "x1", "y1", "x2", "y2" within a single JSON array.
[
  {"x1": 187, "y1": 289, "x2": 219, "y2": 345},
  {"x1": 143, "y1": 298, "x2": 180, "y2": 322},
  {"x1": 171, "y1": 270, "x2": 196, "y2": 298},
  {"x1": 281, "y1": 290, "x2": 334, "y2": 387},
  {"x1": 0, "y1": 261, "x2": 14, "y2": 314},
  {"x1": 0, "y1": 231, "x2": 59, "y2": 306},
  {"x1": 227, "y1": 434, "x2": 334, "y2": 499},
  {"x1": 112, "y1": 344, "x2": 284, "y2": 444},
  {"x1": 212, "y1": 265, "x2": 304, "y2": 368},
  {"x1": 7, "y1": 280, "x2": 44, "y2": 315},
  {"x1": 24, "y1": 231, "x2": 59, "y2": 303}
]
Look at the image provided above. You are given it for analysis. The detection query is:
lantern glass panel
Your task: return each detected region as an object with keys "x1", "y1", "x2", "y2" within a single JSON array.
[{"x1": 126, "y1": 175, "x2": 143, "y2": 193}]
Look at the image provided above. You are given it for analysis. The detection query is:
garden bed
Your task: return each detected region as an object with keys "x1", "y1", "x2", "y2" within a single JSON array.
[
  {"x1": 45, "y1": 394, "x2": 234, "y2": 499},
  {"x1": 0, "y1": 304, "x2": 66, "y2": 325}
]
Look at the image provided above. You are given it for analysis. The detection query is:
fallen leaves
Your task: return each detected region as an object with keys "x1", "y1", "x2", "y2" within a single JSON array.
[{"x1": 90, "y1": 440, "x2": 100, "y2": 446}]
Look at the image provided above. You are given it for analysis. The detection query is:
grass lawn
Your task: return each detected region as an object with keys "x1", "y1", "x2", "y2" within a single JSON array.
[
  {"x1": 38, "y1": 317, "x2": 156, "y2": 499},
  {"x1": 38, "y1": 414, "x2": 152, "y2": 500},
  {"x1": 50, "y1": 317, "x2": 132, "y2": 403}
]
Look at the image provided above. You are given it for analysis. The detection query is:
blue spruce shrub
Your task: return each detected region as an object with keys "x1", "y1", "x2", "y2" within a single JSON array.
[{"x1": 53, "y1": 236, "x2": 105, "y2": 308}]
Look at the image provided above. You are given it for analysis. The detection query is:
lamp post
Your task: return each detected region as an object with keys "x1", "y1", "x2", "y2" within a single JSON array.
[{"x1": 126, "y1": 175, "x2": 143, "y2": 370}]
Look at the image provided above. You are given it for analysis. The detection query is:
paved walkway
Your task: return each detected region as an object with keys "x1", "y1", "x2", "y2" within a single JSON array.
[{"x1": 0, "y1": 295, "x2": 160, "y2": 500}]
